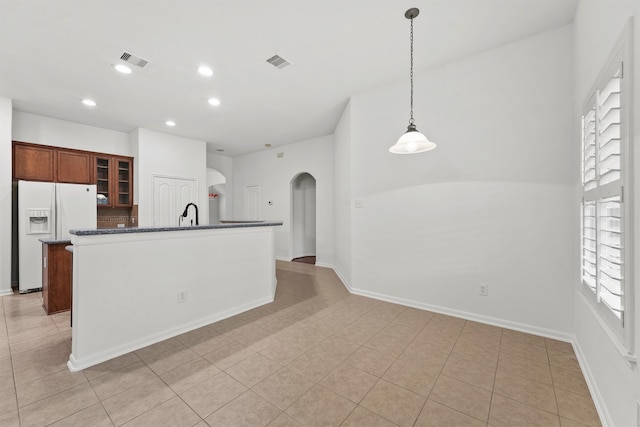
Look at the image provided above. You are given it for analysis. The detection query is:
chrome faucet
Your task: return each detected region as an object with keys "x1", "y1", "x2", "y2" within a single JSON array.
[{"x1": 181, "y1": 203, "x2": 199, "y2": 226}]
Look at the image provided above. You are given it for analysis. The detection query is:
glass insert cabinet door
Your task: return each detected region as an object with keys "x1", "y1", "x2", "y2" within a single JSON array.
[
  {"x1": 116, "y1": 158, "x2": 131, "y2": 207},
  {"x1": 94, "y1": 156, "x2": 133, "y2": 208},
  {"x1": 96, "y1": 157, "x2": 110, "y2": 206}
]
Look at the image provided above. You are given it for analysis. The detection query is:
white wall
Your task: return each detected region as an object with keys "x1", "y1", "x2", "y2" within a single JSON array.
[
  {"x1": 572, "y1": 2, "x2": 640, "y2": 426},
  {"x1": 0, "y1": 98, "x2": 13, "y2": 296},
  {"x1": 131, "y1": 129, "x2": 207, "y2": 227},
  {"x1": 232, "y1": 136, "x2": 334, "y2": 266},
  {"x1": 207, "y1": 153, "x2": 233, "y2": 220},
  {"x1": 206, "y1": 169, "x2": 225, "y2": 187},
  {"x1": 333, "y1": 101, "x2": 352, "y2": 287},
  {"x1": 12, "y1": 111, "x2": 130, "y2": 155},
  {"x1": 344, "y1": 26, "x2": 575, "y2": 336},
  {"x1": 69, "y1": 226, "x2": 277, "y2": 371}
]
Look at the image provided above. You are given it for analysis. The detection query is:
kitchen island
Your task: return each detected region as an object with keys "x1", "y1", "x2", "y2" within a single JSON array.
[
  {"x1": 39, "y1": 238, "x2": 72, "y2": 315},
  {"x1": 66, "y1": 221, "x2": 282, "y2": 371}
]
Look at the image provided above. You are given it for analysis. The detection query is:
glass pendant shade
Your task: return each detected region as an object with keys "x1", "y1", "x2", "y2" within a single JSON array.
[{"x1": 389, "y1": 124, "x2": 436, "y2": 154}]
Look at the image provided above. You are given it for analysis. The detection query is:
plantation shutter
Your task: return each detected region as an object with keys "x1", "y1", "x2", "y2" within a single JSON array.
[{"x1": 580, "y1": 62, "x2": 625, "y2": 337}]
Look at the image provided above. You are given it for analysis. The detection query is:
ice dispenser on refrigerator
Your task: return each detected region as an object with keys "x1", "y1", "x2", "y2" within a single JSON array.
[
  {"x1": 18, "y1": 180, "x2": 97, "y2": 293},
  {"x1": 25, "y1": 208, "x2": 51, "y2": 234}
]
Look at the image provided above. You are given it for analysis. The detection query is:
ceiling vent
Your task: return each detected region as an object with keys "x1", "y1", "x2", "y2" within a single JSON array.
[
  {"x1": 120, "y1": 52, "x2": 148, "y2": 68},
  {"x1": 266, "y1": 54, "x2": 290, "y2": 69}
]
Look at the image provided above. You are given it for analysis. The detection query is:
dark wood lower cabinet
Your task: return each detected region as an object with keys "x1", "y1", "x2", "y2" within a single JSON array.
[{"x1": 42, "y1": 242, "x2": 72, "y2": 314}]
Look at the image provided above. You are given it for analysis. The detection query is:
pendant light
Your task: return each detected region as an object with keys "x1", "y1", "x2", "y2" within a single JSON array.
[{"x1": 389, "y1": 8, "x2": 436, "y2": 154}]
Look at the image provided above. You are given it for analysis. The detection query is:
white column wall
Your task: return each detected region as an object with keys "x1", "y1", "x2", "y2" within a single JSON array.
[
  {"x1": 333, "y1": 101, "x2": 352, "y2": 287},
  {"x1": 572, "y1": 1, "x2": 640, "y2": 426},
  {"x1": 132, "y1": 129, "x2": 207, "y2": 227},
  {"x1": 68, "y1": 226, "x2": 277, "y2": 371},
  {"x1": 232, "y1": 136, "x2": 333, "y2": 266},
  {"x1": 0, "y1": 98, "x2": 12, "y2": 296},
  {"x1": 347, "y1": 26, "x2": 575, "y2": 335}
]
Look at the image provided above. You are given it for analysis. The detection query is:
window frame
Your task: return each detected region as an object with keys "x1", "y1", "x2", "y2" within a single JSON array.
[{"x1": 580, "y1": 21, "x2": 634, "y2": 357}]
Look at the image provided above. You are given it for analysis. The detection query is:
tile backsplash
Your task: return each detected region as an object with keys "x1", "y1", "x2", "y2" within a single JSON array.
[{"x1": 97, "y1": 205, "x2": 138, "y2": 229}]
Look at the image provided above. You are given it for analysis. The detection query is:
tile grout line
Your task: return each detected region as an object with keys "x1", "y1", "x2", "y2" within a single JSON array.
[
  {"x1": 15, "y1": 308, "x2": 98, "y2": 425},
  {"x1": 485, "y1": 328, "x2": 505, "y2": 426},
  {"x1": 151, "y1": 359, "x2": 207, "y2": 426},
  {"x1": 407, "y1": 314, "x2": 451, "y2": 427},
  {"x1": 419, "y1": 319, "x2": 492, "y2": 425},
  {"x1": 2, "y1": 263, "x2": 601, "y2": 427},
  {"x1": 1, "y1": 292, "x2": 21, "y2": 426},
  {"x1": 253, "y1": 300, "x2": 399, "y2": 425}
]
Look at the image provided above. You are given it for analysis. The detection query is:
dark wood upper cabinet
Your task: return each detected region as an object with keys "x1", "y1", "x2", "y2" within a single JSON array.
[
  {"x1": 95, "y1": 155, "x2": 133, "y2": 208},
  {"x1": 13, "y1": 141, "x2": 134, "y2": 208},
  {"x1": 13, "y1": 142, "x2": 55, "y2": 182},
  {"x1": 56, "y1": 150, "x2": 92, "y2": 184}
]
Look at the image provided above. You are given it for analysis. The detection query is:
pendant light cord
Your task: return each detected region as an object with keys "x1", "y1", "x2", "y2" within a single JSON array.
[{"x1": 409, "y1": 16, "x2": 415, "y2": 126}]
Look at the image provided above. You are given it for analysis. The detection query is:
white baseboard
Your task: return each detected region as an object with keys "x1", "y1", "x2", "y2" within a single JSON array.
[
  {"x1": 306, "y1": 262, "x2": 352, "y2": 292},
  {"x1": 349, "y1": 286, "x2": 573, "y2": 343},
  {"x1": 314, "y1": 262, "x2": 333, "y2": 269},
  {"x1": 572, "y1": 339, "x2": 611, "y2": 427},
  {"x1": 344, "y1": 285, "x2": 610, "y2": 425},
  {"x1": 331, "y1": 266, "x2": 352, "y2": 292},
  {"x1": 0, "y1": 288, "x2": 14, "y2": 297},
  {"x1": 282, "y1": 261, "x2": 608, "y2": 426},
  {"x1": 68, "y1": 296, "x2": 274, "y2": 372}
]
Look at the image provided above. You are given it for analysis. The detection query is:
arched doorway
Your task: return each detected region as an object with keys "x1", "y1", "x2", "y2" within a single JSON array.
[
  {"x1": 206, "y1": 168, "x2": 226, "y2": 223},
  {"x1": 291, "y1": 172, "x2": 316, "y2": 264}
]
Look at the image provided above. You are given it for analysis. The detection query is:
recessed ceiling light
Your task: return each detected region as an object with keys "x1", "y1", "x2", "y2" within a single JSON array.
[
  {"x1": 113, "y1": 63, "x2": 132, "y2": 74},
  {"x1": 81, "y1": 99, "x2": 96, "y2": 107},
  {"x1": 208, "y1": 97, "x2": 221, "y2": 106},
  {"x1": 165, "y1": 120, "x2": 176, "y2": 127},
  {"x1": 198, "y1": 65, "x2": 213, "y2": 77}
]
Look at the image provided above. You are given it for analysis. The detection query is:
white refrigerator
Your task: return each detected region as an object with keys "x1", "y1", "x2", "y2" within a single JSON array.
[{"x1": 18, "y1": 180, "x2": 97, "y2": 293}]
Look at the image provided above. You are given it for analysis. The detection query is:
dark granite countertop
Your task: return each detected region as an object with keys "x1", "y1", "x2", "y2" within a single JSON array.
[
  {"x1": 69, "y1": 221, "x2": 283, "y2": 236},
  {"x1": 38, "y1": 238, "x2": 72, "y2": 244}
]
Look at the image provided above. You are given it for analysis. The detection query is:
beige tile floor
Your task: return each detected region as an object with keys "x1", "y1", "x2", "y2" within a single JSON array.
[{"x1": 0, "y1": 261, "x2": 602, "y2": 427}]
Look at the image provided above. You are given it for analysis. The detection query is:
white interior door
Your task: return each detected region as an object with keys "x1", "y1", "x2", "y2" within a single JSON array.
[
  {"x1": 153, "y1": 176, "x2": 198, "y2": 226},
  {"x1": 176, "y1": 179, "x2": 198, "y2": 225},
  {"x1": 244, "y1": 185, "x2": 260, "y2": 220},
  {"x1": 153, "y1": 177, "x2": 176, "y2": 226}
]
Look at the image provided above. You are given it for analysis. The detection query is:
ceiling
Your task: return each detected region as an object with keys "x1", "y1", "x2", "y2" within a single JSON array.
[{"x1": 0, "y1": 0, "x2": 577, "y2": 157}]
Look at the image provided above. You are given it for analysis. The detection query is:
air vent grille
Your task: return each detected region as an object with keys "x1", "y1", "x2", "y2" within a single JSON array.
[
  {"x1": 266, "y1": 54, "x2": 290, "y2": 69},
  {"x1": 120, "y1": 52, "x2": 148, "y2": 68}
]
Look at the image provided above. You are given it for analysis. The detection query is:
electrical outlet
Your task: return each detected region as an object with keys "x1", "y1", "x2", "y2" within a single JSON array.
[
  {"x1": 479, "y1": 284, "x2": 488, "y2": 296},
  {"x1": 177, "y1": 290, "x2": 187, "y2": 303}
]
